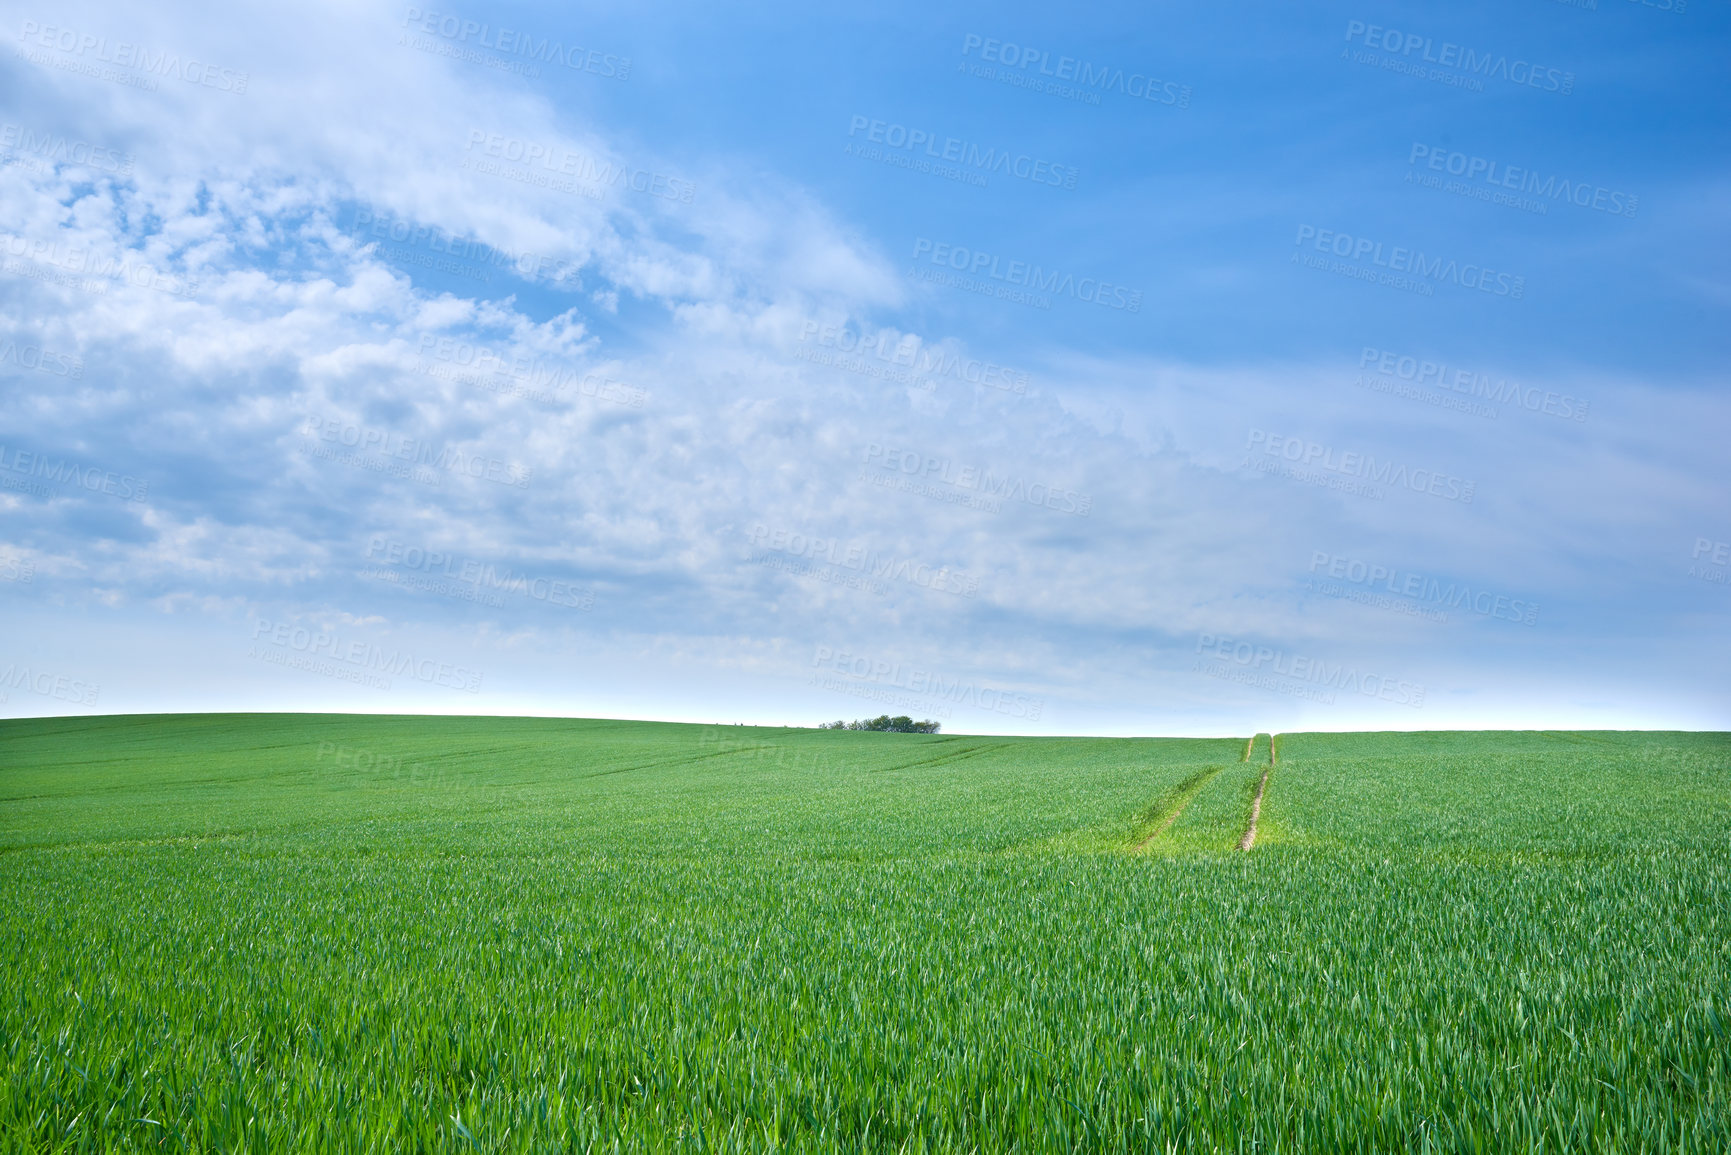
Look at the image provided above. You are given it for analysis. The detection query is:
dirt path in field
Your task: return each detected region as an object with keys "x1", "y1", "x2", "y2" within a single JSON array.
[
  {"x1": 1236, "y1": 734, "x2": 1276, "y2": 851},
  {"x1": 1135, "y1": 733, "x2": 1263, "y2": 851}
]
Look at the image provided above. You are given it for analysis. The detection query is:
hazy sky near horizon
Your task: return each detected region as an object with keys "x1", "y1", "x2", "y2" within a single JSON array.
[{"x1": 1, "y1": 0, "x2": 1727, "y2": 735}]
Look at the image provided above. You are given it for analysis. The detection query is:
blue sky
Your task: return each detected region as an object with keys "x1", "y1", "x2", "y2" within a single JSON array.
[{"x1": 1, "y1": 0, "x2": 1726, "y2": 734}]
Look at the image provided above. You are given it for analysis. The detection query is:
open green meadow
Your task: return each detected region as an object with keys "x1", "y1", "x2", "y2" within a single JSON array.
[{"x1": 1, "y1": 715, "x2": 1727, "y2": 1152}]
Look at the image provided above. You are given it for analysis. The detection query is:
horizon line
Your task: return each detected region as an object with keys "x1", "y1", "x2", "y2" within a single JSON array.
[{"x1": 1, "y1": 708, "x2": 1724, "y2": 741}]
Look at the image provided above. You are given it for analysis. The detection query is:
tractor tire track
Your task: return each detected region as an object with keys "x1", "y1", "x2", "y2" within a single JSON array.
[
  {"x1": 1133, "y1": 764, "x2": 1226, "y2": 851},
  {"x1": 871, "y1": 741, "x2": 1007, "y2": 774},
  {"x1": 1237, "y1": 733, "x2": 1276, "y2": 851}
]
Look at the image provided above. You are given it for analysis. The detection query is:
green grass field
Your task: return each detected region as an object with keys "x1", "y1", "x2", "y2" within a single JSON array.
[{"x1": 2, "y1": 715, "x2": 1727, "y2": 1152}]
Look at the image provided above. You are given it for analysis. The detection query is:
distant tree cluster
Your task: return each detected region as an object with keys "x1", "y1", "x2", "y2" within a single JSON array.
[{"x1": 819, "y1": 715, "x2": 941, "y2": 734}]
